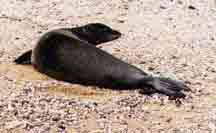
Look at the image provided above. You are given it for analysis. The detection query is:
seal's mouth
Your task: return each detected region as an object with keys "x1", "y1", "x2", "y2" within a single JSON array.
[{"x1": 111, "y1": 30, "x2": 121, "y2": 39}]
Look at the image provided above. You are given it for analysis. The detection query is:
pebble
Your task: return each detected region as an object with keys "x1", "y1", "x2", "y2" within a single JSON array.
[{"x1": 188, "y1": 5, "x2": 196, "y2": 10}]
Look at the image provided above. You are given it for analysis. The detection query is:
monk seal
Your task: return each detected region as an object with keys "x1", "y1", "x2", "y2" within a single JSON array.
[
  {"x1": 14, "y1": 23, "x2": 121, "y2": 64},
  {"x1": 15, "y1": 24, "x2": 190, "y2": 98}
]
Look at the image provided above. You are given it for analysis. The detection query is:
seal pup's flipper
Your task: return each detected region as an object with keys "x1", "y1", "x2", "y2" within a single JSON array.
[
  {"x1": 140, "y1": 76, "x2": 190, "y2": 98},
  {"x1": 14, "y1": 50, "x2": 32, "y2": 65}
]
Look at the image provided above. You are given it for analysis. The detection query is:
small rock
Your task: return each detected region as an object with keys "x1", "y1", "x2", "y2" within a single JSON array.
[
  {"x1": 188, "y1": 5, "x2": 196, "y2": 10},
  {"x1": 24, "y1": 122, "x2": 34, "y2": 130},
  {"x1": 58, "y1": 124, "x2": 66, "y2": 131},
  {"x1": 117, "y1": 20, "x2": 125, "y2": 23},
  {"x1": 15, "y1": 37, "x2": 20, "y2": 40},
  {"x1": 160, "y1": 6, "x2": 166, "y2": 9},
  {"x1": 37, "y1": 31, "x2": 42, "y2": 34},
  {"x1": 166, "y1": 117, "x2": 172, "y2": 123},
  {"x1": 52, "y1": 115, "x2": 61, "y2": 122},
  {"x1": 148, "y1": 67, "x2": 155, "y2": 71}
]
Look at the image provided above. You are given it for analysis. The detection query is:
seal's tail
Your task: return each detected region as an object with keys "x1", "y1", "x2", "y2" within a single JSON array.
[
  {"x1": 14, "y1": 50, "x2": 32, "y2": 64},
  {"x1": 141, "y1": 77, "x2": 191, "y2": 98}
]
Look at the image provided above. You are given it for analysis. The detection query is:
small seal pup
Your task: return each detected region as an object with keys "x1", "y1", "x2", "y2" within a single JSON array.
[
  {"x1": 15, "y1": 28, "x2": 190, "y2": 98},
  {"x1": 14, "y1": 23, "x2": 121, "y2": 64}
]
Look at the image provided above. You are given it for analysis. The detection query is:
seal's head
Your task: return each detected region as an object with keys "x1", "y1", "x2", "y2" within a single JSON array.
[{"x1": 72, "y1": 23, "x2": 121, "y2": 45}]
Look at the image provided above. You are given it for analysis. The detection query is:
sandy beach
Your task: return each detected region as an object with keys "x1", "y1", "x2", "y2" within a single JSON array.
[{"x1": 0, "y1": 0, "x2": 216, "y2": 132}]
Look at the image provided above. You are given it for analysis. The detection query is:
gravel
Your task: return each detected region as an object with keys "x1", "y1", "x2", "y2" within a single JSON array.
[{"x1": 0, "y1": 0, "x2": 216, "y2": 132}]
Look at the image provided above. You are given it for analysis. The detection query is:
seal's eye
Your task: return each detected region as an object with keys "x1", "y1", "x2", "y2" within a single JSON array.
[
  {"x1": 85, "y1": 26, "x2": 95, "y2": 32},
  {"x1": 101, "y1": 27, "x2": 111, "y2": 32},
  {"x1": 82, "y1": 26, "x2": 91, "y2": 33},
  {"x1": 102, "y1": 28, "x2": 108, "y2": 31}
]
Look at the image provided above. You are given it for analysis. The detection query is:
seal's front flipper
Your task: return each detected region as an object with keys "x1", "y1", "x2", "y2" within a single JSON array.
[{"x1": 14, "y1": 50, "x2": 32, "y2": 65}]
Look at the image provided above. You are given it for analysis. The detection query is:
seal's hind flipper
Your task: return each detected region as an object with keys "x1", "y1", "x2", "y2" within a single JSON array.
[
  {"x1": 14, "y1": 50, "x2": 32, "y2": 64},
  {"x1": 142, "y1": 77, "x2": 190, "y2": 98},
  {"x1": 152, "y1": 77, "x2": 190, "y2": 98}
]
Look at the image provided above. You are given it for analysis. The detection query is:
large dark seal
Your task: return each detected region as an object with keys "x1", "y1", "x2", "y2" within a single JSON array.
[
  {"x1": 14, "y1": 23, "x2": 121, "y2": 64},
  {"x1": 15, "y1": 23, "x2": 190, "y2": 98}
]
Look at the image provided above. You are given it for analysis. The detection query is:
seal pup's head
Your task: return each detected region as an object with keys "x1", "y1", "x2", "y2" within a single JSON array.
[{"x1": 71, "y1": 23, "x2": 121, "y2": 45}]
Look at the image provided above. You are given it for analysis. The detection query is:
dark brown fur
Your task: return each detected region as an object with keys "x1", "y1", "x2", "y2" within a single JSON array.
[
  {"x1": 31, "y1": 29, "x2": 189, "y2": 98},
  {"x1": 15, "y1": 23, "x2": 190, "y2": 98}
]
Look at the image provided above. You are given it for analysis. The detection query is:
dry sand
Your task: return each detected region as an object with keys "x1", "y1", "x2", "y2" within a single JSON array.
[{"x1": 0, "y1": 0, "x2": 216, "y2": 132}]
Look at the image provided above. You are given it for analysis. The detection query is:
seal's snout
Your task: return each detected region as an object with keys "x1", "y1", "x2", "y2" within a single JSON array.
[{"x1": 112, "y1": 30, "x2": 121, "y2": 39}]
